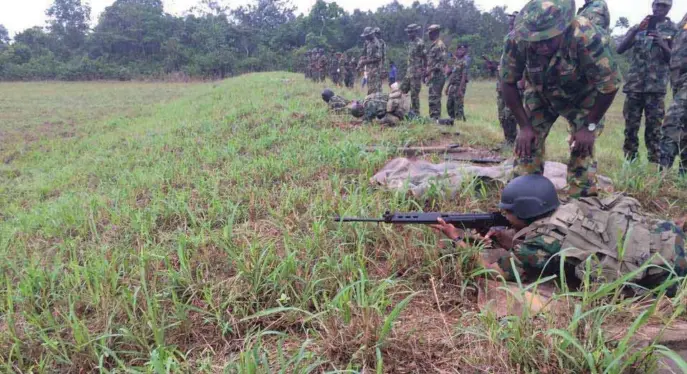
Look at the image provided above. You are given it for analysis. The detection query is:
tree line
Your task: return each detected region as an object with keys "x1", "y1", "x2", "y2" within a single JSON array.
[{"x1": 0, "y1": 0, "x2": 629, "y2": 81}]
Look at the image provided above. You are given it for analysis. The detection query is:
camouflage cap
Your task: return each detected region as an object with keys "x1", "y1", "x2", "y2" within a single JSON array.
[
  {"x1": 427, "y1": 24, "x2": 442, "y2": 33},
  {"x1": 373, "y1": 27, "x2": 381, "y2": 34},
  {"x1": 405, "y1": 23, "x2": 421, "y2": 32},
  {"x1": 361, "y1": 27, "x2": 374, "y2": 37},
  {"x1": 514, "y1": 0, "x2": 575, "y2": 42},
  {"x1": 653, "y1": 0, "x2": 672, "y2": 6}
]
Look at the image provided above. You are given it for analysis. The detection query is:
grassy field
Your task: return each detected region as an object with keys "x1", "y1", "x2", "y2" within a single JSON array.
[{"x1": 1, "y1": 73, "x2": 686, "y2": 373}]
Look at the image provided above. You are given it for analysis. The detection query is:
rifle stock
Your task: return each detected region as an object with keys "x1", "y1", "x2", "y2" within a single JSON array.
[{"x1": 334, "y1": 211, "x2": 510, "y2": 230}]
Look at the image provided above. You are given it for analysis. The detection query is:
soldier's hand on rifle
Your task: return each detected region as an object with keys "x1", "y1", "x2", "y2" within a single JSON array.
[
  {"x1": 639, "y1": 16, "x2": 651, "y2": 31},
  {"x1": 485, "y1": 227, "x2": 516, "y2": 250},
  {"x1": 430, "y1": 218, "x2": 465, "y2": 242},
  {"x1": 516, "y1": 125, "x2": 537, "y2": 158}
]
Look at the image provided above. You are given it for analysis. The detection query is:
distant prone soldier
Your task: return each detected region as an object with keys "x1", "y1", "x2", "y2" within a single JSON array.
[
  {"x1": 321, "y1": 88, "x2": 351, "y2": 114},
  {"x1": 349, "y1": 83, "x2": 412, "y2": 126}
]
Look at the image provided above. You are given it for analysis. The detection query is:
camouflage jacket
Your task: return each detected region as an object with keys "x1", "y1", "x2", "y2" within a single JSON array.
[
  {"x1": 496, "y1": 197, "x2": 687, "y2": 283},
  {"x1": 317, "y1": 55, "x2": 328, "y2": 70},
  {"x1": 447, "y1": 56, "x2": 469, "y2": 86},
  {"x1": 328, "y1": 95, "x2": 350, "y2": 113},
  {"x1": 364, "y1": 38, "x2": 383, "y2": 69},
  {"x1": 427, "y1": 39, "x2": 447, "y2": 76},
  {"x1": 345, "y1": 59, "x2": 357, "y2": 74},
  {"x1": 500, "y1": 17, "x2": 621, "y2": 131},
  {"x1": 623, "y1": 19, "x2": 677, "y2": 93},
  {"x1": 577, "y1": 0, "x2": 610, "y2": 31},
  {"x1": 329, "y1": 57, "x2": 341, "y2": 74},
  {"x1": 362, "y1": 93, "x2": 389, "y2": 121},
  {"x1": 406, "y1": 37, "x2": 427, "y2": 78},
  {"x1": 379, "y1": 39, "x2": 387, "y2": 68},
  {"x1": 671, "y1": 13, "x2": 687, "y2": 77}
]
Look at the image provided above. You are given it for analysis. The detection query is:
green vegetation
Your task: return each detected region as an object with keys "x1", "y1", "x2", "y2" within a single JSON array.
[{"x1": 1, "y1": 74, "x2": 686, "y2": 372}]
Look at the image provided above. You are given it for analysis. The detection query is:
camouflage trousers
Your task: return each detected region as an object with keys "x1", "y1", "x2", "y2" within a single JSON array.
[
  {"x1": 428, "y1": 73, "x2": 446, "y2": 119},
  {"x1": 659, "y1": 73, "x2": 687, "y2": 174},
  {"x1": 401, "y1": 76, "x2": 423, "y2": 114},
  {"x1": 497, "y1": 90, "x2": 518, "y2": 144},
  {"x1": 344, "y1": 72, "x2": 355, "y2": 88},
  {"x1": 635, "y1": 221, "x2": 687, "y2": 297},
  {"x1": 623, "y1": 92, "x2": 665, "y2": 163},
  {"x1": 367, "y1": 67, "x2": 382, "y2": 95},
  {"x1": 512, "y1": 103, "x2": 600, "y2": 198},
  {"x1": 330, "y1": 72, "x2": 341, "y2": 86},
  {"x1": 446, "y1": 84, "x2": 466, "y2": 121}
]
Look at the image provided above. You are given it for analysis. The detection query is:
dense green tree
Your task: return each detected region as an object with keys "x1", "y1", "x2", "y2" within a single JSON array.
[{"x1": 45, "y1": 0, "x2": 91, "y2": 59}]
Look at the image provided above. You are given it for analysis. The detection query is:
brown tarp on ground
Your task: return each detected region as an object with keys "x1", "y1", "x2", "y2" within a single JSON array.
[{"x1": 371, "y1": 158, "x2": 613, "y2": 197}]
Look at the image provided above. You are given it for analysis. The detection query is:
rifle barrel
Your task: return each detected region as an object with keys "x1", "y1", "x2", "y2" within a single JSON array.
[{"x1": 334, "y1": 217, "x2": 385, "y2": 223}]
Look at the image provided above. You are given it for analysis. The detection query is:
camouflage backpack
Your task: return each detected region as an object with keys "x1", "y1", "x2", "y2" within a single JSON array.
[{"x1": 514, "y1": 194, "x2": 679, "y2": 282}]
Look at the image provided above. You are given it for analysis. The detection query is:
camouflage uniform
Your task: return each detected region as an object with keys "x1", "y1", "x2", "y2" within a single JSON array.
[
  {"x1": 401, "y1": 24, "x2": 427, "y2": 114},
  {"x1": 374, "y1": 28, "x2": 388, "y2": 81},
  {"x1": 359, "y1": 87, "x2": 410, "y2": 126},
  {"x1": 330, "y1": 54, "x2": 341, "y2": 86},
  {"x1": 360, "y1": 28, "x2": 383, "y2": 95},
  {"x1": 577, "y1": 0, "x2": 611, "y2": 31},
  {"x1": 660, "y1": 12, "x2": 687, "y2": 174},
  {"x1": 344, "y1": 57, "x2": 356, "y2": 88},
  {"x1": 501, "y1": 2, "x2": 621, "y2": 198},
  {"x1": 621, "y1": 18, "x2": 677, "y2": 162},
  {"x1": 497, "y1": 197, "x2": 687, "y2": 290},
  {"x1": 427, "y1": 25, "x2": 447, "y2": 119},
  {"x1": 446, "y1": 55, "x2": 468, "y2": 121},
  {"x1": 317, "y1": 52, "x2": 328, "y2": 82},
  {"x1": 328, "y1": 95, "x2": 350, "y2": 114},
  {"x1": 304, "y1": 52, "x2": 311, "y2": 79}
]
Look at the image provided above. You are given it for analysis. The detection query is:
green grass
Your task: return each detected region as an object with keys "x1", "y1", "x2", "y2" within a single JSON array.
[{"x1": 1, "y1": 73, "x2": 686, "y2": 372}]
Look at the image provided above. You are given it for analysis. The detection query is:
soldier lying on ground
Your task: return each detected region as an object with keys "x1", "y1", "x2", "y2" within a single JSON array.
[
  {"x1": 321, "y1": 88, "x2": 350, "y2": 114},
  {"x1": 431, "y1": 175, "x2": 687, "y2": 296}
]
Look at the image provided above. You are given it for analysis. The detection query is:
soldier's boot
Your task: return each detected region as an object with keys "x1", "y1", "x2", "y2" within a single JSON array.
[{"x1": 437, "y1": 118, "x2": 454, "y2": 126}]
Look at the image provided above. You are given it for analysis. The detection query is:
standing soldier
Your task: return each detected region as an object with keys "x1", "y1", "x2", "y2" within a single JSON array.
[
  {"x1": 310, "y1": 49, "x2": 318, "y2": 82},
  {"x1": 303, "y1": 51, "x2": 310, "y2": 79},
  {"x1": 401, "y1": 24, "x2": 427, "y2": 115},
  {"x1": 500, "y1": 0, "x2": 621, "y2": 198},
  {"x1": 318, "y1": 49, "x2": 328, "y2": 83},
  {"x1": 374, "y1": 27, "x2": 388, "y2": 83},
  {"x1": 344, "y1": 55, "x2": 356, "y2": 88},
  {"x1": 330, "y1": 52, "x2": 342, "y2": 86},
  {"x1": 577, "y1": 0, "x2": 611, "y2": 31},
  {"x1": 445, "y1": 43, "x2": 469, "y2": 121},
  {"x1": 497, "y1": 12, "x2": 521, "y2": 146},
  {"x1": 359, "y1": 27, "x2": 383, "y2": 95},
  {"x1": 617, "y1": 0, "x2": 676, "y2": 163},
  {"x1": 426, "y1": 24, "x2": 447, "y2": 120},
  {"x1": 659, "y1": 11, "x2": 687, "y2": 175}
]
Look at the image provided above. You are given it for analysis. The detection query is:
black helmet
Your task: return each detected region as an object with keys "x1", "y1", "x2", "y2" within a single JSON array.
[
  {"x1": 350, "y1": 102, "x2": 364, "y2": 118},
  {"x1": 499, "y1": 175, "x2": 559, "y2": 220},
  {"x1": 322, "y1": 88, "x2": 334, "y2": 102}
]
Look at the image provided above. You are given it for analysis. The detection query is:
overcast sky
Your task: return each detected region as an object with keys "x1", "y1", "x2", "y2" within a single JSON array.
[{"x1": 2, "y1": 0, "x2": 686, "y2": 36}]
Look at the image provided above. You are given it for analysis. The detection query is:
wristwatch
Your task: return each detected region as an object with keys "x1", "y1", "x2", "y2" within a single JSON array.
[{"x1": 587, "y1": 123, "x2": 597, "y2": 132}]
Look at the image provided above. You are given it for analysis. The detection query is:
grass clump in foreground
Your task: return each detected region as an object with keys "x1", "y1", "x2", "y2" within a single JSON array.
[{"x1": 1, "y1": 73, "x2": 687, "y2": 373}]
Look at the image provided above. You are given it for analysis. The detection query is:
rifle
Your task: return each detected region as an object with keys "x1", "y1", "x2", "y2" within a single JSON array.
[{"x1": 334, "y1": 211, "x2": 510, "y2": 231}]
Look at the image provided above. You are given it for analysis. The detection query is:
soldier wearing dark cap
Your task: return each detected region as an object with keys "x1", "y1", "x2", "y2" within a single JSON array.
[
  {"x1": 617, "y1": 0, "x2": 677, "y2": 163},
  {"x1": 359, "y1": 27, "x2": 383, "y2": 94},
  {"x1": 500, "y1": 0, "x2": 621, "y2": 198},
  {"x1": 401, "y1": 24, "x2": 427, "y2": 115},
  {"x1": 426, "y1": 24, "x2": 447, "y2": 119}
]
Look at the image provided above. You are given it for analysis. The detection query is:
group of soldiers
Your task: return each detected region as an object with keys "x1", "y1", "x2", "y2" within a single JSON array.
[
  {"x1": 321, "y1": 0, "x2": 687, "y2": 304},
  {"x1": 304, "y1": 49, "x2": 356, "y2": 88}
]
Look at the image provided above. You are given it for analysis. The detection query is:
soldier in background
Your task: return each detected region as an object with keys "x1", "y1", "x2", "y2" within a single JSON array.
[
  {"x1": 374, "y1": 27, "x2": 388, "y2": 83},
  {"x1": 659, "y1": 11, "x2": 687, "y2": 175},
  {"x1": 445, "y1": 43, "x2": 469, "y2": 122},
  {"x1": 303, "y1": 51, "x2": 310, "y2": 79},
  {"x1": 330, "y1": 52, "x2": 342, "y2": 87},
  {"x1": 500, "y1": 0, "x2": 621, "y2": 198},
  {"x1": 317, "y1": 49, "x2": 328, "y2": 83},
  {"x1": 401, "y1": 24, "x2": 427, "y2": 115},
  {"x1": 344, "y1": 55, "x2": 356, "y2": 88},
  {"x1": 425, "y1": 24, "x2": 447, "y2": 120},
  {"x1": 617, "y1": 0, "x2": 676, "y2": 163},
  {"x1": 577, "y1": 0, "x2": 611, "y2": 31},
  {"x1": 359, "y1": 27, "x2": 383, "y2": 94}
]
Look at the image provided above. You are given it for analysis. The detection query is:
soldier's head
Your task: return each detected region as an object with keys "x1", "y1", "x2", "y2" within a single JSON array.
[
  {"x1": 515, "y1": 0, "x2": 574, "y2": 56},
  {"x1": 427, "y1": 24, "x2": 441, "y2": 41},
  {"x1": 321, "y1": 88, "x2": 335, "y2": 103},
  {"x1": 361, "y1": 27, "x2": 375, "y2": 41},
  {"x1": 507, "y1": 11, "x2": 519, "y2": 31},
  {"x1": 652, "y1": 0, "x2": 672, "y2": 19},
  {"x1": 455, "y1": 43, "x2": 468, "y2": 58},
  {"x1": 373, "y1": 27, "x2": 381, "y2": 37},
  {"x1": 349, "y1": 101, "x2": 365, "y2": 118},
  {"x1": 498, "y1": 175, "x2": 560, "y2": 229},
  {"x1": 405, "y1": 24, "x2": 421, "y2": 39}
]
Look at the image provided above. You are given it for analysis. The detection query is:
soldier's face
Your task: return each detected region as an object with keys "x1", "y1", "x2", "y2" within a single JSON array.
[
  {"x1": 455, "y1": 47, "x2": 466, "y2": 58},
  {"x1": 407, "y1": 31, "x2": 416, "y2": 40},
  {"x1": 503, "y1": 211, "x2": 528, "y2": 230},
  {"x1": 428, "y1": 30, "x2": 439, "y2": 41},
  {"x1": 531, "y1": 35, "x2": 563, "y2": 57},
  {"x1": 652, "y1": 3, "x2": 670, "y2": 18}
]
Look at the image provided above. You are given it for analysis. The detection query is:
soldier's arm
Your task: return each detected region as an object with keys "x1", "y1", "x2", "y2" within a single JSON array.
[
  {"x1": 500, "y1": 37, "x2": 529, "y2": 129},
  {"x1": 495, "y1": 235, "x2": 562, "y2": 282},
  {"x1": 580, "y1": 28, "x2": 621, "y2": 127},
  {"x1": 617, "y1": 25, "x2": 641, "y2": 54}
]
